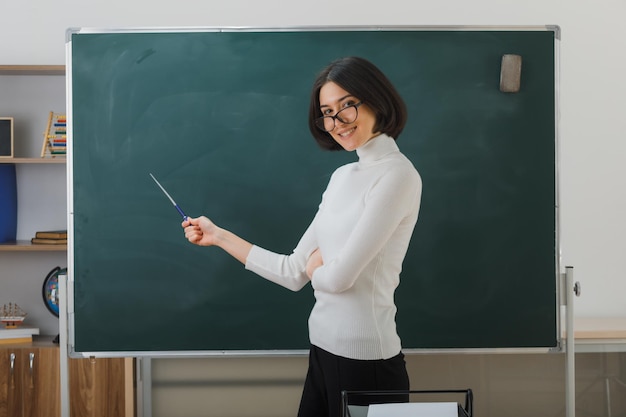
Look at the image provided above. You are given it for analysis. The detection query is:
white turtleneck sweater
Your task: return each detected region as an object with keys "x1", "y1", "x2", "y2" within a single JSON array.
[{"x1": 245, "y1": 134, "x2": 422, "y2": 360}]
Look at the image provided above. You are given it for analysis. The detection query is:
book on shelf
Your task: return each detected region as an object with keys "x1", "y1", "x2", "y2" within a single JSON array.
[
  {"x1": 31, "y1": 237, "x2": 67, "y2": 245},
  {"x1": 0, "y1": 327, "x2": 39, "y2": 344},
  {"x1": 35, "y1": 229, "x2": 67, "y2": 239}
]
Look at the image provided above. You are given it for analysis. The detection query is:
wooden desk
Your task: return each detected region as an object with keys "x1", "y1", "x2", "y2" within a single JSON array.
[
  {"x1": 571, "y1": 318, "x2": 626, "y2": 416},
  {"x1": 574, "y1": 318, "x2": 626, "y2": 353}
]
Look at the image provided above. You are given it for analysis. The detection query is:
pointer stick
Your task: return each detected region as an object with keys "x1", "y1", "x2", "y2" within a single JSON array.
[{"x1": 149, "y1": 173, "x2": 188, "y2": 221}]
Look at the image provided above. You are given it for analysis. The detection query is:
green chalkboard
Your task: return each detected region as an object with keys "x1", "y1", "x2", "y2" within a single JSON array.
[{"x1": 69, "y1": 27, "x2": 558, "y2": 354}]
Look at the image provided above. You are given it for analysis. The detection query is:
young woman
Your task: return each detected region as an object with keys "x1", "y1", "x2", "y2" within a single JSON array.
[{"x1": 182, "y1": 56, "x2": 422, "y2": 417}]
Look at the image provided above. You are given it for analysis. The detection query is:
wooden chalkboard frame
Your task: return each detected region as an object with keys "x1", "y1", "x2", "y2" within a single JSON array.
[
  {"x1": 66, "y1": 26, "x2": 561, "y2": 357},
  {"x1": 0, "y1": 117, "x2": 14, "y2": 158}
]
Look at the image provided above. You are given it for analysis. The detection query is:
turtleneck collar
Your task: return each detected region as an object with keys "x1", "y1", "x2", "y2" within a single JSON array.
[{"x1": 356, "y1": 134, "x2": 399, "y2": 165}]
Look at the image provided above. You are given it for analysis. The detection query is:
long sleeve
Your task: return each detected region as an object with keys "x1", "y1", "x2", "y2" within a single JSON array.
[
  {"x1": 244, "y1": 214, "x2": 319, "y2": 291},
  {"x1": 311, "y1": 167, "x2": 421, "y2": 294}
]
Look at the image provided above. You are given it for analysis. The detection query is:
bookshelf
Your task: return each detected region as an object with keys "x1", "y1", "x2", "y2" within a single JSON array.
[
  {"x1": 0, "y1": 62, "x2": 68, "y2": 337},
  {"x1": 0, "y1": 65, "x2": 67, "y2": 253}
]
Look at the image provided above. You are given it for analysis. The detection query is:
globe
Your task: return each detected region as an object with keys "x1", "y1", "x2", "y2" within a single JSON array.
[{"x1": 42, "y1": 266, "x2": 65, "y2": 317}]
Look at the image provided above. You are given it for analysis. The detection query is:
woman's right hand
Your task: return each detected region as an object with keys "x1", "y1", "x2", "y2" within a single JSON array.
[
  {"x1": 182, "y1": 216, "x2": 220, "y2": 247},
  {"x1": 306, "y1": 248, "x2": 324, "y2": 279}
]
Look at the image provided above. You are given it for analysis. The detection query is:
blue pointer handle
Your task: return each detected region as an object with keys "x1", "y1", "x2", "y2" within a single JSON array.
[{"x1": 175, "y1": 205, "x2": 188, "y2": 221}]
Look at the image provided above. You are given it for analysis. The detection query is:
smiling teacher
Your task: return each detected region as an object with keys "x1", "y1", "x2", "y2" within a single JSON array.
[{"x1": 183, "y1": 56, "x2": 422, "y2": 417}]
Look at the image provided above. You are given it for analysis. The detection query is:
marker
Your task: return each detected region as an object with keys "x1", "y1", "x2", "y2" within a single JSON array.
[{"x1": 149, "y1": 173, "x2": 188, "y2": 221}]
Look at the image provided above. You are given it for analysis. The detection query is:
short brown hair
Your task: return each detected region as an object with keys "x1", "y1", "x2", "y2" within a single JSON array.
[{"x1": 308, "y1": 56, "x2": 407, "y2": 151}]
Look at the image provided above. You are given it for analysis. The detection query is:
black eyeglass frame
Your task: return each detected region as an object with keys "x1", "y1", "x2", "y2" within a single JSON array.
[{"x1": 315, "y1": 101, "x2": 364, "y2": 132}]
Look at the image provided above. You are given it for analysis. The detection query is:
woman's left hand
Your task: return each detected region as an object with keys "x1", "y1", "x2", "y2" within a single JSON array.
[{"x1": 306, "y1": 248, "x2": 324, "y2": 279}]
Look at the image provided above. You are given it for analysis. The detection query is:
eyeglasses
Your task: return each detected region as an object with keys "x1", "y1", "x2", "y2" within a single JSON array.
[{"x1": 315, "y1": 102, "x2": 363, "y2": 132}]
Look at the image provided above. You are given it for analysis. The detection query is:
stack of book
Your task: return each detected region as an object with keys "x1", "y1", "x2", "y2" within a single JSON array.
[
  {"x1": 0, "y1": 327, "x2": 40, "y2": 344},
  {"x1": 0, "y1": 303, "x2": 38, "y2": 344},
  {"x1": 31, "y1": 229, "x2": 67, "y2": 245}
]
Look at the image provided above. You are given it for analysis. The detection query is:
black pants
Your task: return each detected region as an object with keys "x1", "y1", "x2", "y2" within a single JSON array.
[{"x1": 297, "y1": 345, "x2": 410, "y2": 417}]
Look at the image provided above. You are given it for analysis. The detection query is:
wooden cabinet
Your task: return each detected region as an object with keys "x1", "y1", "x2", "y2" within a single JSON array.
[
  {"x1": 0, "y1": 344, "x2": 60, "y2": 417},
  {"x1": 0, "y1": 341, "x2": 134, "y2": 417},
  {"x1": 69, "y1": 357, "x2": 135, "y2": 417}
]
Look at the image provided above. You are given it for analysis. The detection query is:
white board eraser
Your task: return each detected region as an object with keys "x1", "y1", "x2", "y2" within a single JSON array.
[{"x1": 500, "y1": 54, "x2": 522, "y2": 93}]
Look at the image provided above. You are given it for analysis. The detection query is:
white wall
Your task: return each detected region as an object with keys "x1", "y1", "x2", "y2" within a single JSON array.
[{"x1": 2, "y1": 0, "x2": 625, "y2": 318}]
